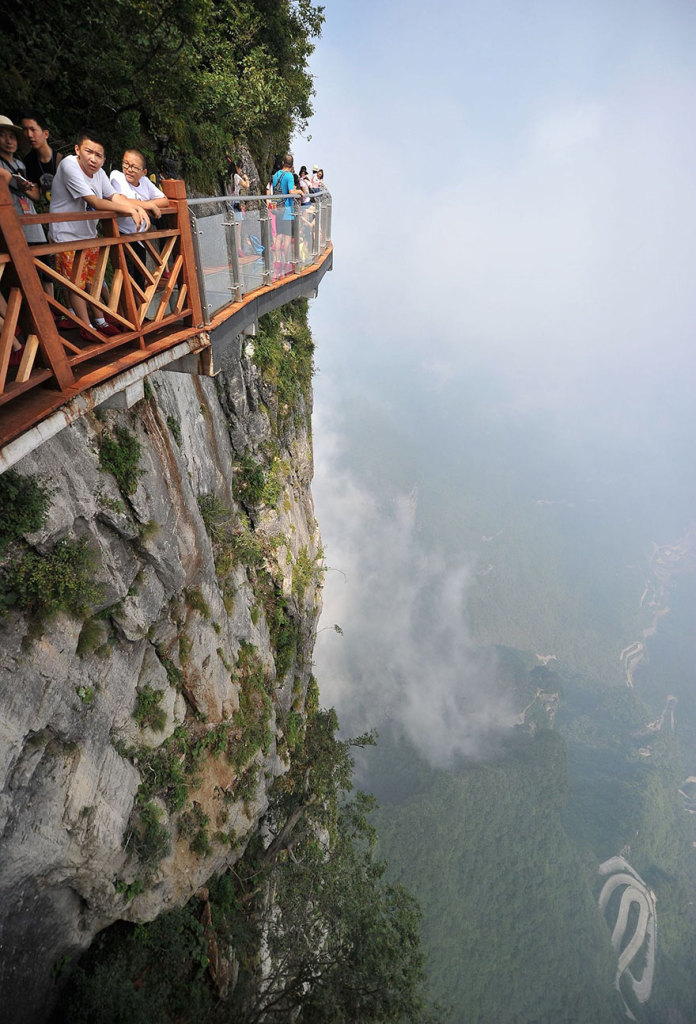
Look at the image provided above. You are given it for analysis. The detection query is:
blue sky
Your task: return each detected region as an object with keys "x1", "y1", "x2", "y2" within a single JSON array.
[{"x1": 297, "y1": 0, "x2": 696, "y2": 756}]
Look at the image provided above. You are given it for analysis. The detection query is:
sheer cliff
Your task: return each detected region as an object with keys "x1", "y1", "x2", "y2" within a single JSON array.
[{"x1": 0, "y1": 302, "x2": 323, "y2": 1022}]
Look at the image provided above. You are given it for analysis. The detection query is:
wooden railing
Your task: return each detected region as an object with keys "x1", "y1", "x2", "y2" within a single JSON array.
[
  {"x1": 0, "y1": 179, "x2": 333, "y2": 452},
  {"x1": 0, "y1": 178, "x2": 204, "y2": 445}
]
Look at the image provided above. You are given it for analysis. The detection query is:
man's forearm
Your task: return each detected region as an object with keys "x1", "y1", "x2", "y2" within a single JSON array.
[
  {"x1": 84, "y1": 194, "x2": 141, "y2": 216},
  {"x1": 113, "y1": 194, "x2": 150, "y2": 216}
]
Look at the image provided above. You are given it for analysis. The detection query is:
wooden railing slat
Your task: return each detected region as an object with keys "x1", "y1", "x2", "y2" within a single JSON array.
[
  {"x1": 0, "y1": 185, "x2": 74, "y2": 390},
  {"x1": 0, "y1": 288, "x2": 23, "y2": 393},
  {"x1": 90, "y1": 246, "x2": 112, "y2": 301},
  {"x1": 155, "y1": 255, "x2": 183, "y2": 321},
  {"x1": 37, "y1": 261, "x2": 133, "y2": 330},
  {"x1": 16, "y1": 335, "x2": 39, "y2": 383},
  {"x1": 109, "y1": 269, "x2": 125, "y2": 310}
]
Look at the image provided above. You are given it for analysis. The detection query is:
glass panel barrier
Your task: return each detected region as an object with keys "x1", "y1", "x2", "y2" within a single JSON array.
[
  {"x1": 188, "y1": 199, "x2": 237, "y2": 321},
  {"x1": 188, "y1": 192, "x2": 331, "y2": 321}
]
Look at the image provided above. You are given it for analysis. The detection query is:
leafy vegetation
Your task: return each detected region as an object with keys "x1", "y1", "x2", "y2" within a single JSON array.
[
  {"x1": 259, "y1": 571, "x2": 300, "y2": 678},
  {"x1": 99, "y1": 426, "x2": 143, "y2": 497},
  {"x1": 166, "y1": 416, "x2": 183, "y2": 447},
  {"x1": 253, "y1": 300, "x2": 315, "y2": 431},
  {"x1": 133, "y1": 686, "x2": 167, "y2": 732},
  {"x1": 197, "y1": 493, "x2": 229, "y2": 541},
  {"x1": 76, "y1": 616, "x2": 107, "y2": 657},
  {"x1": 134, "y1": 735, "x2": 191, "y2": 813},
  {"x1": 232, "y1": 450, "x2": 266, "y2": 506},
  {"x1": 113, "y1": 878, "x2": 144, "y2": 902},
  {"x1": 185, "y1": 587, "x2": 211, "y2": 618},
  {"x1": 1, "y1": 537, "x2": 100, "y2": 620},
  {"x1": 53, "y1": 707, "x2": 441, "y2": 1024},
  {"x1": 0, "y1": 470, "x2": 51, "y2": 552},
  {"x1": 198, "y1": 484, "x2": 301, "y2": 679},
  {"x1": 227, "y1": 641, "x2": 274, "y2": 770},
  {"x1": 127, "y1": 799, "x2": 170, "y2": 870},
  {"x1": 75, "y1": 684, "x2": 95, "y2": 705},
  {"x1": 292, "y1": 544, "x2": 315, "y2": 601},
  {"x1": 177, "y1": 801, "x2": 211, "y2": 856},
  {"x1": 2, "y1": 0, "x2": 324, "y2": 191},
  {"x1": 155, "y1": 643, "x2": 184, "y2": 688}
]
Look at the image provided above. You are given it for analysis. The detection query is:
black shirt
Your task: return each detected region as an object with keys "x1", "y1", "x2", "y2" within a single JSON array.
[{"x1": 23, "y1": 148, "x2": 59, "y2": 184}]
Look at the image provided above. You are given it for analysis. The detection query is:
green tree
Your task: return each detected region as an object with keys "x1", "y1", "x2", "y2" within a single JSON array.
[
  {"x1": 3, "y1": 0, "x2": 324, "y2": 190},
  {"x1": 53, "y1": 709, "x2": 443, "y2": 1024},
  {"x1": 239, "y1": 793, "x2": 442, "y2": 1024}
]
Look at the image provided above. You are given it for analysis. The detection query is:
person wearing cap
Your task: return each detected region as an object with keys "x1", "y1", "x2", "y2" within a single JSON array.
[
  {"x1": 0, "y1": 115, "x2": 46, "y2": 245},
  {"x1": 310, "y1": 164, "x2": 321, "y2": 192}
]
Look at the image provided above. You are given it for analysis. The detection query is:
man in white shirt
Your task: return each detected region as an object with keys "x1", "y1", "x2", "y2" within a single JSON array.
[
  {"x1": 49, "y1": 129, "x2": 150, "y2": 338},
  {"x1": 110, "y1": 149, "x2": 168, "y2": 288}
]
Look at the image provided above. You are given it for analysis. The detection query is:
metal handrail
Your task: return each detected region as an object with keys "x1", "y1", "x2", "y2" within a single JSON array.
[
  {"x1": 187, "y1": 190, "x2": 332, "y2": 323},
  {"x1": 186, "y1": 190, "x2": 331, "y2": 206}
]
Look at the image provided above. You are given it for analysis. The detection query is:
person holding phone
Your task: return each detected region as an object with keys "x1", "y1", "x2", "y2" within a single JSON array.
[{"x1": 0, "y1": 115, "x2": 45, "y2": 243}]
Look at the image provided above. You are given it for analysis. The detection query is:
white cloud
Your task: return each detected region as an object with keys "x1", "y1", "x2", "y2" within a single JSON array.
[{"x1": 312, "y1": 403, "x2": 516, "y2": 766}]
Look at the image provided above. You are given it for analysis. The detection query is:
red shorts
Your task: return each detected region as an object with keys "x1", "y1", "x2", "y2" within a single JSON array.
[{"x1": 57, "y1": 247, "x2": 99, "y2": 289}]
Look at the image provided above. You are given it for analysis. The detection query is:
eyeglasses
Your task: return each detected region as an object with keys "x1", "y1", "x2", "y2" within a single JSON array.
[{"x1": 122, "y1": 161, "x2": 144, "y2": 172}]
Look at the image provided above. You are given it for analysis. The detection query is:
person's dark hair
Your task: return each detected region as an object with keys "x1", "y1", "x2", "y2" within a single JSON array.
[
  {"x1": 123, "y1": 148, "x2": 147, "y2": 169},
  {"x1": 76, "y1": 128, "x2": 106, "y2": 150},
  {"x1": 20, "y1": 111, "x2": 49, "y2": 131},
  {"x1": 293, "y1": 173, "x2": 300, "y2": 188},
  {"x1": 318, "y1": 169, "x2": 324, "y2": 178},
  {"x1": 282, "y1": 152, "x2": 293, "y2": 168},
  {"x1": 299, "y1": 165, "x2": 308, "y2": 177}
]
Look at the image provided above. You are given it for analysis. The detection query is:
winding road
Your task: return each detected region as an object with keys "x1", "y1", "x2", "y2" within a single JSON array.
[{"x1": 598, "y1": 857, "x2": 656, "y2": 1013}]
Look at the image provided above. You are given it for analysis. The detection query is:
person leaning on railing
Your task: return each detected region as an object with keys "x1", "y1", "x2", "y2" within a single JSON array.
[
  {"x1": 49, "y1": 129, "x2": 151, "y2": 340},
  {"x1": 109, "y1": 149, "x2": 168, "y2": 289}
]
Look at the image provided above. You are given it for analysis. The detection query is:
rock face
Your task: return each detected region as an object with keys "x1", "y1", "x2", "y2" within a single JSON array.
[{"x1": 0, "y1": 322, "x2": 322, "y2": 1022}]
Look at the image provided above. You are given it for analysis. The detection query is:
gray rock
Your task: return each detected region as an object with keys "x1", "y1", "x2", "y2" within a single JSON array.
[{"x1": 0, "y1": 333, "x2": 323, "y2": 1021}]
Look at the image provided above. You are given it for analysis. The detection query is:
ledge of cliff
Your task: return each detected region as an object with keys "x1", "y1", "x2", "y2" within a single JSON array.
[{"x1": 0, "y1": 301, "x2": 323, "y2": 1023}]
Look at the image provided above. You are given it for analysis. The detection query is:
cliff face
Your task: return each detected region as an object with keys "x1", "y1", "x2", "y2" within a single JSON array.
[{"x1": 0, "y1": 311, "x2": 322, "y2": 1022}]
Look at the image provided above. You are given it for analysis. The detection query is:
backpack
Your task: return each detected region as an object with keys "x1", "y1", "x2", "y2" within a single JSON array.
[{"x1": 272, "y1": 170, "x2": 288, "y2": 196}]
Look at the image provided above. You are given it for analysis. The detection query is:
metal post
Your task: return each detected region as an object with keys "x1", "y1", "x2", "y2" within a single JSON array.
[
  {"x1": 325, "y1": 193, "x2": 332, "y2": 245},
  {"x1": 224, "y1": 216, "x2": 243, "y2": 304},
  {"x1": 188, "y1": 209, "x2": 211, "y2": 324},
  {"x1": 318, "y1": 195, "x2": 325, "y2": 251},
  {"x1": 311, "y1": 196, "x2": 320, "y2": 264},
  {"x1": 259, "y1": 202, "x2": 273, "y2": 287},
  {"x1": 292, "y1": 209, "x2": 300, "y2": 274}
]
